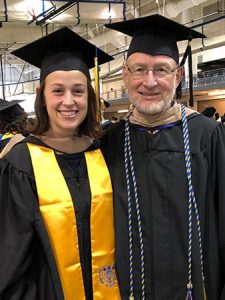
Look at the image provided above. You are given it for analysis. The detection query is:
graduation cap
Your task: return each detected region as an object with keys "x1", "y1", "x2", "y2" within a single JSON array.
[
  {"x1": 11, "y1": 27, "x2": 113, "y2": 82},
  {"x1": 105, "y1": 14, "x2": 206, "y2": 106},
  {"x1": 201, "y1": 106, "x2": 216, "y2": 118},
  {"x1": 100, "y1": 98, "x2": 110, "y2": 110},
  {"x1": 0, "y1": 99, "x2": 24, "y2": 112}
]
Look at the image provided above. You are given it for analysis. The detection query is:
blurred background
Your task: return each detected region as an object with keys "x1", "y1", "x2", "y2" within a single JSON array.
[{"x1": 1, "y1": 0, "x2": 225, "y2": 120}]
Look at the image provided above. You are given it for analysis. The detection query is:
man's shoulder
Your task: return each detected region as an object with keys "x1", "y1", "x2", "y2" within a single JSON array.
[
  {"x1": 107, "y1": 119, "x2": 125, "y2": 131},
  {"x1": 187, "y1": 113, "x2": 225, "y2": 148},
  {"x1": 188, "y1": 112, "x2": 222, "y2": 131}
]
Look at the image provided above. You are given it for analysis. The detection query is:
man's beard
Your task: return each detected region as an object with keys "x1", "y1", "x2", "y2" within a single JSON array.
[{"x1": 130, "y1": 96, "x2": 173, "y2": 116}]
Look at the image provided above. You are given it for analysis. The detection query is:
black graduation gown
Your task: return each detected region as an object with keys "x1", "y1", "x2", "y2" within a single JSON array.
[
  {"x1": 101, "y1": 113, "x2": 225, "y2": 300},
  {"x1": 0, "y1": 136, "x2": 96, "y2": 300},
  {"x1": 0, "y1": 137, "x2": 11, "y2": 152}
]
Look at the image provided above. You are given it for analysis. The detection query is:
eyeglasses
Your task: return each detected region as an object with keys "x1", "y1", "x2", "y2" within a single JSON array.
[{"x1": 126, "y1": 65, "x2": 180, "y2": 79}]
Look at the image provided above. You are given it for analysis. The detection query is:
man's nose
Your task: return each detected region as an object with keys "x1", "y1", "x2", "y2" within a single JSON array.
[{"x1": 143, "y1": 70, "x2": 158, "y2": 86}]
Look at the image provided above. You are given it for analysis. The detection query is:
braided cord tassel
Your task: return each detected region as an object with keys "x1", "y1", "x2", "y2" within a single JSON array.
[
  {"x1": 181, "y1": 104, "x2": 193, "y2": 299},
  {"x1": 125, "y1": 121, "x2": 134, "y2": 299},
  {"x1": 185, "y1": 283, "x2": 193, "y2": 300},
  {"x1": 126, "y1": 123, "x2": 145, "y2": 300},
  {"x1": 181, "y1": 104, "x2": 206, "y2": 300},
  {"x1": 125, "y1": 120, "x2": 146, "y2": 300},
  {"x1": 192, "y1": 191, "x2": 206, "y2": 294}
]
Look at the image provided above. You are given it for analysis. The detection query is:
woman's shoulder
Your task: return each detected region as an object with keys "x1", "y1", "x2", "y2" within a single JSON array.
[{"x1": 1, "y1": 135, "x2": 41, "y2": 175}]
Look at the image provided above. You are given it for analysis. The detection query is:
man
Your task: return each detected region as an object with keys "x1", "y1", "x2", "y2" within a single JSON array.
[
  {"x1": 101, "y1": 15, "x2": 225, "y2": 299},
  {"x1": 100, "y1": 98, "x2": 112, "y2": 129}
]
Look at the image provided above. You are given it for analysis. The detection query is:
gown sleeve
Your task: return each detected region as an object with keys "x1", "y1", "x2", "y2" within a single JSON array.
[
  {"x1": 212, "y1": 123, "x2": 225, "y2": 297},
  {"x1": 0, "y1": 155, "x2": 36, "y2": 294},
  {"x1": 216, "y1": 125, "x2": 225, "y2": 263}
]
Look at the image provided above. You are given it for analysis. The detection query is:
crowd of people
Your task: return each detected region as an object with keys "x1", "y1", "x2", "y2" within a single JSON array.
[{"x1": 0, "y1": 14, "x2": 225, "y2": 300}]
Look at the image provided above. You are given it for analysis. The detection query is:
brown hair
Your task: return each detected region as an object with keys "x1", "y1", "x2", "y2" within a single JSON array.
[
  {"x1": 0, "y1": 104, "x2": 29, "y2": 136},
  {"x1": 30, "y1": 79, "x2": 102, "y2": 138}
]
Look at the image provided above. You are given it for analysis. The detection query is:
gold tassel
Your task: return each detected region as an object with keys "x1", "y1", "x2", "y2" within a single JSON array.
[
  {"x1": 203, "y1": 284, "x2": 207, "y2": 300},
  {"x1": 94, "y1": 48, "x2": 101, "y2": 122}
]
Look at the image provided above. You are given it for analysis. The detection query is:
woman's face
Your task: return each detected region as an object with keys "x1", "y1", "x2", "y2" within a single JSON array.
[{"x1": 43, "y1": 70, "x2": 88, "y2": 138}]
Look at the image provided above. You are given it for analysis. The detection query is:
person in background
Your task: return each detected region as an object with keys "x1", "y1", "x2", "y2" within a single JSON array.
[
  {"x1": 221, "y1": 113, "x2": 225, "y2": 123},
  {"x1": 0, "y1": 99, "x2": 29, "y2": 154},
  {"x1": 215, "y1": 112, "x2": 220, "y2": 121},
  {"x1": 111, "y1": 116, "x2": 119, "y2": 123},
  {"x1": 100, "y1": 98, "x2": 112, "y2": 129},
  {"x1": 101, "y1": 14, "x2": 225, "y2": 299},
  {"x1": 201, "y1": 106, "x2": 217, "y2": 119},
  {"x1": 0, "y1": 27, "x2": 121, "y2": 300}
]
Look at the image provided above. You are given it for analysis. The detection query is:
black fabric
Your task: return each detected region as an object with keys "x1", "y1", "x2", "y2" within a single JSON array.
[
  {"x1": 101, "y1": 113, "x2": 225, "y2": 300},
  {"x1": 105, "y1": 14, "x2": 205, "y2": 62},
  {"x1": 11, "y1": 27, "x2": 113, "y2": 81},
  {"x1": 0, "y1": 137, "x2": 11, "y2": 152},
  {"x1": 0, "y1": 99, "x2": 24, "y2": 112},
  {"x1": 40, "y1": 50, "x2": 91, "y2": 81},
  {"x1": 128, "y1": 30, "x2": 179, "y2": 63},
  {"x1": 201, "y1": 107, "x2": 217, "y2": 118},
  {"x1": 0, "y1": 135, "x2": 98, "y2": 299}
]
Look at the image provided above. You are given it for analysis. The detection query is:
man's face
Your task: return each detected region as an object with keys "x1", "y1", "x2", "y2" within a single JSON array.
[{"x1": 122, "y1": 52, "x2": 183, "y2": 115}]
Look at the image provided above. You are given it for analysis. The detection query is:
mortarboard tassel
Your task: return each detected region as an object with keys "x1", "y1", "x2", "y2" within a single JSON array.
[
  {"x1": 179, "y1": 41, "x2": 190, "y2": 68},
  {"x1": 179, "y1": 39, "x2": 193, "y2": 107},
  {"x1": 185, "y1": 283, "x2": 193, "y2": 300},
  {"x1": 176, "y1": 81, "x2": 182, "y2": 100},
  {"x1": 187, "y1": 41, "x2": 193, "y2": 107},
  {"x1": 177, "y1": 41, "x2": 190, "y2": 101},
  {"x1": 94, "y1": 47, "x2": 101, "y2": 121}
]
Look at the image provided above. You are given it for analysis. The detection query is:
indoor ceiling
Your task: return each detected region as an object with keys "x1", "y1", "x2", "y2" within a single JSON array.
[{"x1": 0, "y1": 0, "x2": 225, "y2": 103}]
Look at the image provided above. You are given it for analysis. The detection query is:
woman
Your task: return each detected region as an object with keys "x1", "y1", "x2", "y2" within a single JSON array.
[{"x1": 0, "y1": 27, "x2": 120, "y2": 300}]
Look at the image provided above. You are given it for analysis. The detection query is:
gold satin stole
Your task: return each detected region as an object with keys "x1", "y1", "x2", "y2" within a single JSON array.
[{"x1": 27, "y1": 143, "x2": 121, "y2": 300}]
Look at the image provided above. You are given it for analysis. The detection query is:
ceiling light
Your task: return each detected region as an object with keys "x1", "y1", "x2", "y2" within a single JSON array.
[
  {"x1": 117, "y1": 109, "x2": 128, "y2": 113},
  {"x1": 101, "y1": 7, "x2": 116, "y2": 19},
  {"x1": 208, "y1": 90, "x2": 225, "y2": 96}
]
